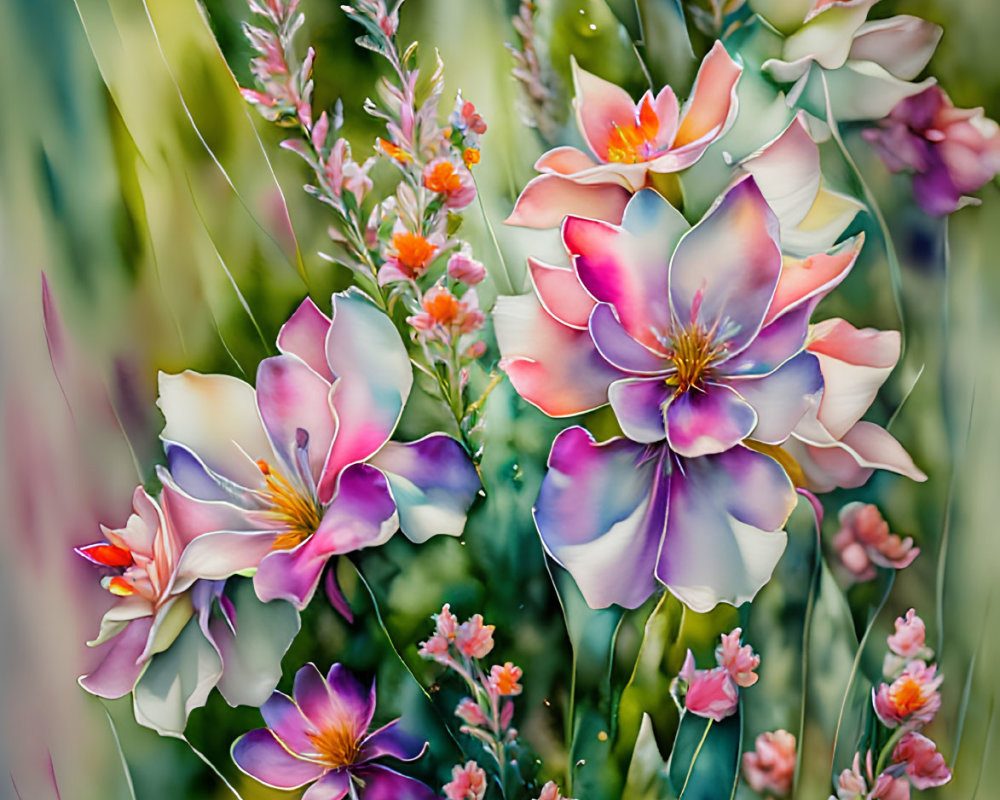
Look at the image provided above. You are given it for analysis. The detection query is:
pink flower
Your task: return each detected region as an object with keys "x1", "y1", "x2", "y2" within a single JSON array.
[
  {"x1": 678, "y1": 650, "x2": 739, "y2": 722},
  {"x1": 742, "y1": 730, "x2": 796, "y2": 797},
  {"x1": 832, "y1": 752, "x2": 909, "y2": 800},
  {"x1": 455, "y1": 614, "x2": 495, "y2": 659},
  {"x1": 716, "y1": 627, "x2": 760, "y2": 688},
  {"x1": 832, "y1": 503, "x2": 919, "y2": 582},
  {"x1": 417, "y1": 634, "x2": 451, "y2": 662},
  {"x1": 892, "y1": 732, "x2": 952, "y2": 789},
  {"x1": 489, "y1": 662, "x2": 523, "y2": 696},
  {"x1": 873, "y1": 661, "x2": 943, "y2": 728},
  {"x1": 447, "y1": 248, "x2": 486, "y2": 285},
  {"x1": 423, "y1": 157, "x2": 477, "y2": 210},
  {"x1": 506, "y1": 42, "x2": 741, "y2": 228},
  {"x1": 443, "y1": 760, "x2": 487, "y2": 800},
  {"x1": 455, "y1": 697, "x2": 489, "y2": 727},
  {"x1": 534, "y1": 781, "x2": 577, "y2": 800},
  {"x1": 408, "y1": 286, "x2": 485, "y2": 340},
  {"x1": 870, "y1": 774, "x2": 911, "y2": 800},
  {"x1": 864, "y1": 85, "x2": 1000, "y2": 215},
  {"x1": 887, "y1": 609, "x2": 931, "y2": 659}
]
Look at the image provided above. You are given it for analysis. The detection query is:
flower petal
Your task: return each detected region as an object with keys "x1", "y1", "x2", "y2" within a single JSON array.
[
  {"x1": 494, "y1": 293, "x2": 623, "y2": 417},
  {"x1": 821, "y1": 62, "x2": 937, "y2": 122},
  {"x1": 368, "y1": 435, "x2": 480, "y2": 544},
  {"x1": 608, "y1": 377, "x2": 670, "y2": 443},
  {"x1": 260, "y1": 691, "x2": 320, "y2": 756},
  {"x1": 318, "y1": 290, "x2": 412, "y2": 501},
  {"x1": 232, "y1": 728, "x2": 326, "y2": 790},
  {"x1": 158, "y1": 370, "x2": 272, "y2": 489},
  {"x1": 359, "y1": 720, "x2": 428, "y2": 763},
  {"x1": 505, "y1": 174, "x2": 631, "y2": 228},
  {"x1": 528, "y1": 258, "x2": 595, "y2": 330},
  {"x1": 722, "y1": 301, "x2": 814, "y2": 377},
  {"x1": 534, "y1": 428, "x2": 667, "y2": 609},
  {"x1": 351, "y1": 766, "x2": 439, "y2": 800},
  {"x1": 849, "y1": 16, "x2": 942, "y2": 81},
  {"x1": 300, "y1": 772, "x2": 350, "y2": 800},
  {"x1": 669, "y1": 177, "x2": 782, "y2": 355},
  {"x1": 571, "y1": 57, "x2": 643, "y2": 161},
  {"x1": 673, "y1": 41, "x2": 743, "y2": 149},
  {"x1": 535, "y1": 145, "x2": 599, "y2": 174},
  {"x1": 277, "y1": 297, "x2": 334, "y2": 381},
  {"x1": 764, "y1": 237, "x2": 863, "y2": 325},
  {"x1": 589, "y1": 303, "x2": 669, "y2": 374},
  {"x1": 783, "y1": 0, "x2": 879, "y2": 70},
  {"x1": 79, "y1": 616, "x2": 154, "y2": 699},
  {"x1": 288, "y1": 661, "x2": 375, "y2": 742},
  {"x1": 665, "y1": 383, "x2": 758, "y2": 458},
  {"x1": 729, "y1": 352, "x2": 824, "y2": 444},
  {"x1": 656, "y1": 447, "x2": 794, "y2": 611}
]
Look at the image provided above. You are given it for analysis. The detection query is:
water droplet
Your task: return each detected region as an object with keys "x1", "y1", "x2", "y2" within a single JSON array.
[
  {"x1": 588, "y1": 23, "x2": 597, "y2": 31},
  {"x1": 575, "y1": 759, "x2": 587, "y2": 767},
  {"x1": 578, "y1": 7, "x2": 586, "y2": 13}
]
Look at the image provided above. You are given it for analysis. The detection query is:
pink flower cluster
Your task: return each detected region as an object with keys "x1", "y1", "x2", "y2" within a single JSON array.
[
  {"x1": 742, "y1": 729, "x2": 796, "y2": 797},
  {"x1": 833, "y1": 503, "x2": 919, "y2": 582},
  {"x1": 674, "y1": 627, "x2": 759, "y2": 721}
]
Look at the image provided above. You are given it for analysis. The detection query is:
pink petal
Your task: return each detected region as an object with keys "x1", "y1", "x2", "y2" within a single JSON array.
[
  {"x1": 232, "y1": 728, "x2": 325, "y2": 790},
  {"x1": 764, "y1": 237, "x2": 863, "y2": 325},
  {"x1": 665, "y1": 383, "x2": 758, "y2": 458},
  {"x1": 571, "y1": 57, "x2": 643, "y2": 161},
  {"x1": 301, "y1": 772, "x2": 350, "y2": 800},
  {"x1": 589, "y1": 303, "x2": 670, "y2": 375},
  {"x1": 535, "y1": 145, "x2": 599, "y2": 174},
  {"x1": 276, "y1": 297, "x2": 334, "y2": 381},
  {"x1": 79, "y1": 617, "x2": 154, "y2": 699},
  {"x1": 849, "y1": 15, "x2": 942, "y2": 81},
  {"x1": 673, "y1": 41, "x2": 743, "y2": 149},
  {"x1": 528, "y1": 257, "x2": 595, "y2": 330},
  {"x1": 261, "y1": 691, "x2": 322, "y2": 756},
  {"x1": 505, "y1": 173, "x2": 631, "y2": 228}
]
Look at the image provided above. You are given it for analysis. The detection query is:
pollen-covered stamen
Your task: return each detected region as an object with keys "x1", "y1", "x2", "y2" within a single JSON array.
[
  {"x1": 664, "y1": 323, "x2": 727, "y2": 394},
  {"x1": 308, "y1": 724, "x2": 362, "y2": 770},
  {"x1": 606, "y1": 96, "x2": 660, "y2": 164},
  {"x1": 255, "y1": 459, "x2": 322, "y2": 550}
]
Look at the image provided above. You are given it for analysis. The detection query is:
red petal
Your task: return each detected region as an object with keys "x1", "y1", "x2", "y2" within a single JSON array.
[{"x1": 75, "y1": 543, "x2": 133, "y2": 567}]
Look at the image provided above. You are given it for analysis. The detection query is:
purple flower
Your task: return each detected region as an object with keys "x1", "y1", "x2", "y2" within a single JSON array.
[
  {"x1": 157, "y1": 289, "x2": 480, "y2": 610},
  {"x1": 232, "y1": 662, "x2": 437, "y2": 799}
]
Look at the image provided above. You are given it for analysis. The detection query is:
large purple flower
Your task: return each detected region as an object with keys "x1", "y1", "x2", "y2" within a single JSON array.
[
  {"x1": 232, "y1": 662, "x2": 436, "y2": 800},
  {"x1": 496, "y1": 177, "x2": 864, "y2": 610},
  {"x1": 157, "y1": 289, "x2": 480, "y2": 609}
]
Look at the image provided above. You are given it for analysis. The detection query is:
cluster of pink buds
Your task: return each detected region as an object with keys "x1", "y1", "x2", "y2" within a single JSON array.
[
  {"x1": 833, "y1": 503, "x2": 919, "y2": 582},
  {"x1": 420, "y1": 605, "x2": 523, "y2": 785},
  {"x1": 241, "y1": 0, "x2": 313, "y2": 127},
  {"x1": 672, "y1": 627, "x2": 760, "y2": 722},
  {"x1": 831, "y1": 609, "x2": 950, "y2": 799}
]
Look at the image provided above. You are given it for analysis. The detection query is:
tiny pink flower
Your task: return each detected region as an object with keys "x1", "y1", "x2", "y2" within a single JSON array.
[
  {"x1": 418, "y1": 634, "x2": 451, "y2": 661},
  {"x1": 870, "y1": 773, "x2": 911, "y2": 800},
  {"x1": 489, "y1": 662, "x2": 523, "y2": 696},
  {"x1": 455, "y1": 614, "x2": 495, "y2": 659},
  {"x1": 455, "y1": 697, "x2": 489, "y2": 727},
  {"x1": 833, "y1": 503, "x2": 919, "y2": 582},
  {"x1": 887, "y1": 609, "x2": 929, "y2": 659},
  {"x1": 742, "y1": 729, "x2": 796, "y2": 797},
  {"x1": 873, "y1": 661, "x2": 943, "y2": 728},
  {"x1": 447, "y1": 248, "x2": 486, "y2": 285},
  {"x1": 500, "y1": 699, "x2": 514, "y2": 730},
  {"x1": 835, "y1": 752, "x2": 870, "y2": 799},
  {"x1": 534, "y1": 781, "x2": 577, "y2": 800},
  {"x1": 435, "y1": 603, "x2": 460, "y2": 639},
  {"x1": 678, "y1": 650, "x2": 739, "y2": 722},
  {"x1": 716, "y1": 627, "x2": 760, "y2": 688},
  {"x1": 443, "y1": 760, "x2": 487, "y2": 800},
  {"x1": 892, "y1": 732, "x2": 952, "y2": 790}
]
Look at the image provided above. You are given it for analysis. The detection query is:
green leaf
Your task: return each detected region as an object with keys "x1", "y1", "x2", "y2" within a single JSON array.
[
  {"x1": 667, "y1": 708, "x2": 741, "y2": 800},
  {"x1": 622, "y1": 713, "x2": 672, "y2": 800},
  {"x1": 634, "y1": 0, "x2": 695, "y2": 90}
]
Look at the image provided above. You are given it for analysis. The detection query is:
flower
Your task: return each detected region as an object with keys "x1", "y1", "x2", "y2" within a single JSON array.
[
  {"x1": 864, "y1": 85, "x2": 1000, "y2": 215},
  {"x1": 455, "y1": 698, "x2": 489, "y2": 727},
  {"x1": 489, "y1": 662, "x2": 523, "y2": 696},
  {"x1": 423, "y1": 157, "x2": 476, "y2": 210},
  {"x1": 873, "y1": 661, "x2": 943, "y2": 728},
  {"x1": 534, "y1": 782, "x2": 577, "y2": 800},
  {"x1": 754, "y1": 0, "x2": 942, "y2": 122},
  {"x1": 831, "y1": 751, "x2": 909, "y2": 800},
  {"x1": 892, "y1": 732, "x2": 952, "y2": 789},
  {"x1": 156, "y1": 290, "x2": 480, "y2": 609},
  {"x1": 380, "y1": 230, "x2": 440, "y2": 283},
  {"x1": 232, "y1": 662, "x2": 436, "y2": 799},
  {"x1": 677, "y1": 650, "x2": 739, "y2": 722},
  {"x1": 716, "y1": 627, "x2": 760, "y2": 687},
  {"x1": 443, "y1": 760, "x2": 487, "y2": 800},
  {"x1": 887, "y1": 609, "x2": 933, "y2": 662},
  {"x1": 455, "y1": 614, "x2": 495, "y2": 659},
  {"x1": 408, "y1": 285, "x2": 485, "y2": 340},
  {"x1": 505, "y1": 41, "x2": 742, "y2": 228},
  {"x1": 447, "y1": 248, "x2": 486, "y2": 284},
  {"x1": 832, "y1": 503, "x2": 919, "y2": 581},
  {"x1": 742, "y1": 730, "x2": 796, "y2": 796}
]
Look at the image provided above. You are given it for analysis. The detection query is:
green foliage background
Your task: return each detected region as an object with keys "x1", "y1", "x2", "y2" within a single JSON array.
[{"x1": 0, "y1": 1, "x2": 997, "y2": 798}]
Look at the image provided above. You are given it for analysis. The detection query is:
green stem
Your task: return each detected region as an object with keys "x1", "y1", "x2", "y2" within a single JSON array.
[{"x1": 875, "y1": 726, "x2": 908, "y2": 776}]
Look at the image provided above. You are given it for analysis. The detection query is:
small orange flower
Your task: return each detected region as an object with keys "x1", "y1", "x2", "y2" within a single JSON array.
[
  {"x1": 392, "y1": 231, "x2": 437, "y2": 276},
  {"x1": 489, "y1": 662, "x2": 523, "y2": 696},
  {"x1": 424, "y1": 161, "x2": 463, "y2": 194},
  {"x1": 378, "y1": 137, "x2": 411, "y2": 163},
  {"x1": 422, "y1": 286, "x2": 463, "y2": 326},
  {"x1": 463, "y1": 147, "x2": 480, "y2": 166}
]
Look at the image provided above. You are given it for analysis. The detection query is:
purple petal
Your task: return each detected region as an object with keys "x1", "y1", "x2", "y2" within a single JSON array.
[
  {"x1": 79, "y1": 617, "x2": 153, "y2": 699},
  {"x1": 656, "y1": 447, "x2": 795, "y2": 611},
  {"x1": 319, "y1": 290, "x2": 412, "y2": 502},
  {"x1": 589, "y1": 303, "x2": 669, "y2": 374},
  {"x1": 668, "y1": 177, "x2": 781, "y2": 355},
  {"x1": 325, "y1": 567, "x2": 355, "y2": 622},
  {"x1": 608, "y1": 377, "x2": 670, "y2": 443},
  {"x1": 567, "y1": 189, "x2": 689, "y2": 354},
  {"x1": 163, "y1": 442, "x2": 230, "y2": 502},
  {"x1": 290, "y1": 662, "x2": 374, "y2": 744},
  {"x1": 257, "y1": 354, "x2": 337, "y2": 486},
  {"x1": 351, "y1": 765, "x2": 439, "y2": 800},
  {"x1": 368, "y1": 435, "x2": 480, "y2": 544},
  {"x1": 359, "y1": 720, "x2": 428, "y2": 763},
  {"x1": 665, "y1": 384, "x2": 758, "y2": 458},
  {"x1": 232, "y1": 728, "x2": 325, "y2": 790},
  {"x1": 729, "y1": 352, "x2": 823, "y2": 444},
  {"x1": 720, "y1": 301, "x2": 814, "y2": 377},
  {"x1": 261, "y1": 691, "x2": 321, "y2": 756},
  {"x1": 300, "y1": 771, "x2": 350, "y2": 800},
  {"x1": 535, "y1": 428, "x2": 667, "y2": 609},
  {"x1": 277, "y1": 297, "x2": 334, "y2": 381},
  {"x1": 326, "y1": 663, "x2": 377, "y2": 735}
]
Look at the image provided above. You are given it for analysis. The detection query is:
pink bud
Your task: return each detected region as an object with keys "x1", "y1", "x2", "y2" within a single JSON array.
[
  {"x1": 887, "y1": 609, "x2": 928, "y2": 659},
  {"x1": 443, "y1": 760, "x2": 487, "y2": 800},
  {"x1": 447, "y1": 250, "x2": 486, "y2": 284},
  {"x1": 455, "y1": 697, "x2": 488, "y2": 727},
  {"x1": 742, "y1": 730, "x2": 795, "y2": 797},
  {"x1": 679, "y1": 651, "x2": 739, "y2": 722}
]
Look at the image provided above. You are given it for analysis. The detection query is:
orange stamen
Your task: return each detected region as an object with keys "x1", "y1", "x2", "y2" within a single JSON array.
[
  {"x1": 392, "y1": 231, "x2": 437, "y2": 275},
  {"x1": 308, "y1": 725, "x2": 361, "y2": 769},
  {"x1": 606, "y1": 97, "x2": 660, "y2": 164},
  {"x1": 665, "y1": 324, "x2": 725, "y2": 394},
  {"x1": 378, "y1": 137, "x2": 411, "y2": 163},
  {"x1": 890, "y1": 677, "x2": 927, "y2": 716},
  {"x1": 422, "y1": 287, "x2": 462, "y2": 326},
  {"x1": 256, "y1": 460, "x2": 322, "y2": 551},
  {"x1": 425, "y1": 162, "x2": 462, "y2": 194},
  {"x1": 463, "y1": 147, "x2": 480, "y2": 166}
]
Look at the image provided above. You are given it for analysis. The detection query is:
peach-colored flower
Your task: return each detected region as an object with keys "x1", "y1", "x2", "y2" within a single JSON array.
[
  {"x1": 873, "y1": 661, "x2": 943, "y2": 728},
  {"x1": 716, "y1": 627, "x2": 760, "y2": 688},
  {"x1": 408, "y1": 286, "x2": 485, "y2": 339},
  {"x1": 423, "y1": 157, "x2": 476, "y2": 210},
  {"x1": 833, "y1": 503, "x2": 919, "y2": 582},
  {"x1": 678, "y1": 650, "x2": 739, "y2": 722},
  {"x1": 443, "y1": 760, "x2": 487, "y2": 800},
  {"x1": 455, "y1": 614, "x2": 495, "y2": 659},
  {"x1": 892, "y1": 732, "x2": 951, "y2": 789},
  {"x1": 742, "y1": 729, "x2": 796, "y2": 796},
  {"x1": 534, "y1": 781, "x2": 577, "y2": 800},
  {"x1": 831, "y1": 751, "x2": 909, "y2": 800},
  {"x1": 435, "y1": 603, "x2": 460, "y2": 639},
  {"x1": 455, "y1": 697, "x2": 489, "y2": 727},
  {"x1": 888, "y1": 608, "x2": 931, "y2": 659},
  {"x1": 489, "y1": 662, "x2": 523, "y2": 696}
]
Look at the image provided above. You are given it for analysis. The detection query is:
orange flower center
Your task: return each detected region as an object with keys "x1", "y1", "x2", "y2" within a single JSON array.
[
  {"x1": 422, "y1": 289, "x2": 462, "y2": 326},
  {"x1": 256, "y1": 460, "x2": 322, "y2": 551},
  {"x1": 606, "y1": 97, "x2": 660, "y2": 164},
  {"x1": 425, "y1": 162, "x2": 462, "y2": 194},
  {"x1": 463, "y1": 147, "x2": 480, "y2": 166},
  {"x1": 665, "y1": 324, "x2": 725, "y2": 394},
  {"x1": 378, "y1": 137, "x2": 411, "y2": 163},
  {"x1": 890, "y1": 677, "x2": 927, "y2": 716},
  {"x1": 392, "y1": 232, "x2": 436, "y2": 274},
  {"x1": 308, "y1": 724, "x2": 362, "y2": 770}
]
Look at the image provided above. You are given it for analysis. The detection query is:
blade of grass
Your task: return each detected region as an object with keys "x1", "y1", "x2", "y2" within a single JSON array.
[
  {"x1": 181, "y1": 734, "x2": 245, "y2": 800},
  {"x1": 104, "y1": 706, "x2": 138, "y2": 800}
]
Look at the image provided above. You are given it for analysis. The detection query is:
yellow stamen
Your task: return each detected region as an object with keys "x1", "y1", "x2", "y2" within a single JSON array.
[
  {"x1": 256, "y1": 460, "x2": 321, "y2": 550},
  {"x1": 664, "y1": 324, "x2": 725, "y2": 394},
  {"x1": 308, "y1": 725, "x2": 361, "y2": 770}
]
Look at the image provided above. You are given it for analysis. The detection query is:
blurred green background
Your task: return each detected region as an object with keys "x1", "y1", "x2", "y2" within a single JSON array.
[{"x1": 1, "y1": 1, "x2": 997, "y2": 798}]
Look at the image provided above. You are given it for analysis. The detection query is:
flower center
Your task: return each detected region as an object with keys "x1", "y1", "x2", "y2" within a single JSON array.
[
  {"x1": 256, "y1": 460, "x2": 322, "y2": 550},
  {"x1": 425, "y1": 162, "x2": 462, "y2": 194},
  {"x1": 308, "y1": 724, "x2": 362, "y2": 770},
  {"x1": 890, "y1": 677, "x2": 927, "y2": 716},
  {"x1": 665, "y1": 324, "x2": 725, "y2": 394},
  {"x1": 392, "y1": 231, "x2": 437, "y2": 275},
  {"x1": 606, "y1": 97, "x2": 660, "y2": 164}
]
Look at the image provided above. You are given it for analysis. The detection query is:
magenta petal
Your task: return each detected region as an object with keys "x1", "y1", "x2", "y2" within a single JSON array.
[
  {"x1": 232, "y1": 728, "x2": 325, "y2": 790},
  {"x1": 257, "y1": 354, "x2": 337, "y2": 486},
  {"x1": 608, "y1": 377, "x2": 670, "y2": 443},
  {"x1": 301, "y1": 772, "x2": 350, "y2": 800},
  {"x1": 535, "y1": 428, "x2": 667, "y2": 609},
  {"x1": 326, "y1": 663, "x2": 377, "y2": 733},
  {"x1": 277, "y1": 297, "x2": 334, "y2": 381},
  {"x1": 669, "y1": 177, "x2": 781, "y2": 354},
  {"x1": 260, "y1": 691, "x2": 320, "y2": 756},
  {"x1": 589, "y1": 303, "x2": 670, "y2": 375},
  {"x1": 729, "y1": 352, "x2": 823, "y2": 444},
  {"x1": 351, "y1": 765, "x2": 439, "y2": 800},
  {"x1": 359, "y1": 720, "x2": 428, "y2": 763},
  {"x1": 665, "y1": 384, "x2": 757, "y2": 458},
  {"x1": 506, "y1": 173, "x2": 630, "y2": 228},
  {"x1": 79, "y1": 617, "x2": 153, "y2": 699},
  {"x1": 289, "y1": 662, "x2": 374, "y2": 741}
]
